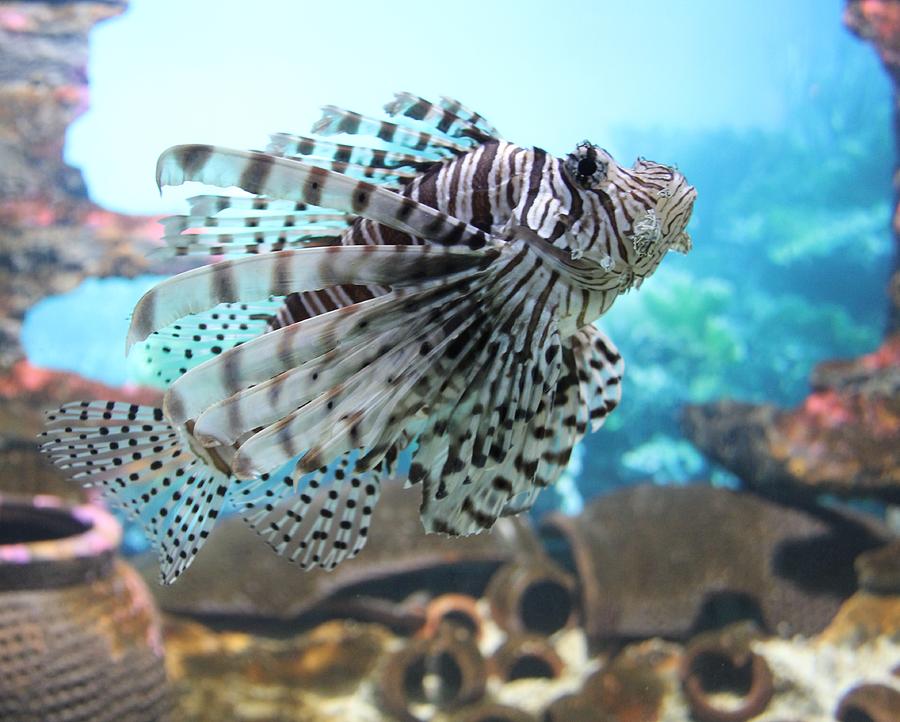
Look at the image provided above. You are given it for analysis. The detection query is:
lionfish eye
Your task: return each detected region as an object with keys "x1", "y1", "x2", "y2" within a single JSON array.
[
  {"x1": 577, "y1": 157, "x2": 597, "y2": 177},
  {"x1": 566, "y1": 141, "x2": 607, "y2": 188}
]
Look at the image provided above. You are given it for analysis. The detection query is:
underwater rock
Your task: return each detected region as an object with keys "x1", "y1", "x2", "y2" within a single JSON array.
[
  {"x1": 683, "y1": 336, "x2": 900, "y2": 502},
  {"x1": 166, "y1": 618, "x2": 391, "y2": 696},
  {"x1": 0, "y1": 494, "x2": 170, "y2": 722},
  {"x1": 0, "y1": 204, "x2": 160, "y2": 371},
  {"x1": 543, "y1": 484, "x2": 888, "y2": 643},
  {"x1": 0, "y1": 1, "x2": 126, "y2": 199},
  {"x1": 139, "y1": 478, "x2": 541, "y2": 631},
  {"x1": 846, "y1": 0, "x2": 900, "y2": 333},
  {"x1": 856, "y1": 539, "x2": 900, "y2": 594},
  {"x1": 543, "y1": 638, "x2": 680, "y2": 722},
  {"x1": 164, "y1": 617, "x2": 393, "y2": 722},
  {"x1": 818, "y1": 591, "x2": 900, "y2": 645},
  {"x1": 0, "y1": 0, "x2": 161, "y2": 372},
  {"x1": 810, "y1": 333, "x2": 900, "y2": 393}
]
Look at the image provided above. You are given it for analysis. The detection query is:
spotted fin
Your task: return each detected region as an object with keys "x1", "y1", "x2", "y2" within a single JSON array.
[
  {"x1": 40, "y1": 402, "x2": 236, "y2": 584},
  {"x1": 572, "y1": 324, "x2": 624, "y2": 431},
  {"x1": 129, "y1": 300, "x2": 283, "y2": 387},
  {"x1": 239, "y1": 450, "x2": 388, "y2": 570}
]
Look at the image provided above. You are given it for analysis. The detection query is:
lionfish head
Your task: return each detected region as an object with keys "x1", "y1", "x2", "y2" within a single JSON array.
[
  {"x1": 563, "y1": 143, "x2": 696, "y2": 283},
  {"x1": 631, "y1": 157, "x2": 696, "y2": 256}
]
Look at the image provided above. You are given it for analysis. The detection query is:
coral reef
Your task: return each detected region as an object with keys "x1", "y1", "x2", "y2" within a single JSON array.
[
  {"x1": 0, "y1": 1, "x2": 160, "y2": 372},
  {"x1": 0, "y1": 494, "x2": 169, "y2": 722},
  {"x1": 683, "y1": 335, "x2": 900, "y2": 502},
  {"x1": 845, "y1": 0, "x2": 900, "y2": 333}
]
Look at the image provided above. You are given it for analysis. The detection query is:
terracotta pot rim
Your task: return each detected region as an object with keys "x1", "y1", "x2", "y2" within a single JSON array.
[{"x1": 0, "y1": 493, "x2": 120, "y2": 568}]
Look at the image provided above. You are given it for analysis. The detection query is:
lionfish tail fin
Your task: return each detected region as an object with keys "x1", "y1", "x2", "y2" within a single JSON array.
[{"x1": 40, "y1": 402, "x2": 234, "y2": 584}]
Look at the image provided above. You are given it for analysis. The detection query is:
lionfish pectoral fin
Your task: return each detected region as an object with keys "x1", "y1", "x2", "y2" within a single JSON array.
[
  {"x1": 572, "y1": 324, "x2": 624, "y2": 432},
  {"x1": 217, "y1": 269, "x2": 496, "y2": 479},
  {"x1": 40, "y1": 402, "x2": 237, "y2": 584},
  {"x1": 157, "y1": 250, "x2": 496, "y2": 429},
  {"x1": 129, "y1": 299, "x2": 284, "y2": 388},
  {"x1": 127, "y1": 242, "x2": 497, "y2": 351},
  {"x1": 415, "y1": 322, "x2": 625, "y2": 537}
]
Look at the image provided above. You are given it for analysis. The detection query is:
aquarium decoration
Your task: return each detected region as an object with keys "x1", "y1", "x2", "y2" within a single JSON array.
[{"x1": 0, "y1": 1, "x2": 898, "y2": 721}]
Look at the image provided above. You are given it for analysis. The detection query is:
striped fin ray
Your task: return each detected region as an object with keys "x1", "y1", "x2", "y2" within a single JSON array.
[
  {"x1": 127, "y1": 242, "x2": 497, "y2": 349},
  {"x1": 573, "y1": 324, "x2": 624, "y2": 431},
  {"x1": 164, "y1": 274, "x2": 486, "y2": 430},
  {"x1": 153, "y1": 227, "x2": 345, "y2": 258},
  {"x1": 187, "y1": 194, "x2": 318, "y2": 216},
  {"x1": 438, "y1": 95, "x2": 501, "y2": 138},
  {"x1": 383, "y1": 92, "x2": 499, "y2": 143},
  {"x1": 267, "y1": 133, "x2": 437, "y2": 173},
  {"x1": 284, "y1": 158, "x2": 418, "y2": 186},
  {"x1": 312, "y1": 105, "x2": 472, "y2": 157},
  {"x1": 421, "y1": 326, "x2": 565, "y2": 535},
  {"x1": 156, "y1": 147, "x2": 493, "y2": 252},
  {"x1": 418, "y1": 325, "x2": 560, "y2": 535},
  {"x1": 498, "y1": 326, "x2": 624, "y2": 514},
  {"x1": 405, "y1": 247, "x2": 566, "y2": 534},
  {"x1": 161, "y1": 212, "x2": 351, "y2": 236},
  {"x1": 41, "y1": 402, "x2": 234, "y2": 584},
  {"x1": 129, "y1": 299, "x2": 284, "y2": 387},
  {"x1": 191, "y1": 279, "x2": 480, "y2": 447},
  {"x1": 228, "y1": 277, "x2": 493, "y2": 478}
]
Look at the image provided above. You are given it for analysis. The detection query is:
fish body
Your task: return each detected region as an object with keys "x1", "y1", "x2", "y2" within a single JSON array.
[{"x1": 42, "y1": 94, "x2": 695, "y2": 583}]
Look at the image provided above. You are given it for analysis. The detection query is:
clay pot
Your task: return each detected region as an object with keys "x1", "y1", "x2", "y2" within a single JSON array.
[
  {"x1": 379, "y1": 624, "x2": 487, "y2": 722},
  {"x1": 485, "y1": 559, "x2": 578, "y2": 636},
  {"x1": 680, "y1": 625, "x2": 774, "y2": 722},
  {"x1": 419, "y1": 593, "x2": 483, "y2": 640},
  {"x1": 489, "y1": 633, "x2": 564, "y2": 682},
  {"x1": 836, "y1": 684, "x2": 900, "y2": 722},
  {"x1": 0, "y1": 494, "x2": 170, "y2": 722}
]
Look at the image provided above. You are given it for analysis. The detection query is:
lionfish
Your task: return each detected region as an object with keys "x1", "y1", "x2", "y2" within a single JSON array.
[{"x1": 42, "y1": 93, "x2": 695, "y2": 584}]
